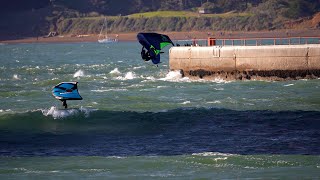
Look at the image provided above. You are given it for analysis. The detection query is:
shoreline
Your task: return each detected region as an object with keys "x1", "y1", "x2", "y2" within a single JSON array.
[{"x1": 1, "y1": 29, "x2": 319, "y2": 44}]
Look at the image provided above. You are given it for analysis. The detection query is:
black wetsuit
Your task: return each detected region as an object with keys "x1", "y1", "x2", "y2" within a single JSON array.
[
  {"x1": 141, "y1": 47, "x2": 151, "y2": 61},
  {"x1": 62, "y1": 100, "x2": 68, "y2": 109}
]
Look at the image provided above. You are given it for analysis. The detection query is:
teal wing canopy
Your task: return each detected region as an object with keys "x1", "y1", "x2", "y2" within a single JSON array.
[{"x1": 52, "y1": 82, "x2": 82, "y2": 101}]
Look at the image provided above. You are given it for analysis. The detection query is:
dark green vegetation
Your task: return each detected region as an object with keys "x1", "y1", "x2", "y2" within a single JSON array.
[{"x1": 0, "y1": 0, "x2": 319, "y2": 40}]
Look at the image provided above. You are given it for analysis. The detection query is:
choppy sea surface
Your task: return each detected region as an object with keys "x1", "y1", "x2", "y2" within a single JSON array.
[{"x1": 0, "y1": 42, "x2": 319, "y2": 179}]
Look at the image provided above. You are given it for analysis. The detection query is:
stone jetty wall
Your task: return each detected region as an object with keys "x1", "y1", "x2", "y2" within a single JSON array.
[{"x1": 169, "y1": 44, "x2": 320, "y2": 80}]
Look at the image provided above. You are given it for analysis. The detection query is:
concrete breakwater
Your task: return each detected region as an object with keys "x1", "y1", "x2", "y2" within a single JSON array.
[{"x1": 169, "y1": 44, "x2": 320, "y2": 80}]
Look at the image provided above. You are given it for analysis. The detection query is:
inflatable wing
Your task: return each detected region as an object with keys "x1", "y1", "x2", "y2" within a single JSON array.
[
  {"x1": 52, "y1": 82, "x2": 82, "y2": 101},
  {"x1": 137, "y1": 33, "x2": 174, "y2": 64}
]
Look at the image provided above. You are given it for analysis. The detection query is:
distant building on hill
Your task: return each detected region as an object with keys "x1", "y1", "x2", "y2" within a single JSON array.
[{"x1": 198, "y1": 8, "x2": 208, "y2": 14}]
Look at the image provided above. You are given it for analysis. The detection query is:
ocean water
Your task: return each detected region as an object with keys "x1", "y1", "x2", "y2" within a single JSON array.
[{"x1": 0, "y1": 42, "x2": 319, "y2": 179}]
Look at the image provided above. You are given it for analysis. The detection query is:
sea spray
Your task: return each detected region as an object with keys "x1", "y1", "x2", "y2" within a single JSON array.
[
  {"x1": 42, "y1": 106, "x2": 95, "y2": 119},
  {"x1": 116, "y1": 71, "x2": 136, "y2": 80},
  {"x1": 42, "y1": 106, "x2": 79, "y2": 119},
  {"x1": 124, "y1": 72, "x2": 135, "y2": 80},
  {"x1": 12, "y1": 74, "x2": 20, "y2": 80},
  {"x1": 160, "y1": 70, "x2": 188, "y2": 82},
  {"x1": 73, "y1": 70, "x2": 85, "y2": 78},
  {"x1": 109, "y1": 68, "x2": 121, "y2": 75}
]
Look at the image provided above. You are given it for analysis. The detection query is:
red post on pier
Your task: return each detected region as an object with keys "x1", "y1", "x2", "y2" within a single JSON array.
[{"x1": 208, "y1": 37, "x2": 216, "y2": 46}]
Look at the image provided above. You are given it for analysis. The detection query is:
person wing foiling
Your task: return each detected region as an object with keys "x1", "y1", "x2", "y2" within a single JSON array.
[
  {"x1": 52, "y1": 82, "x2": 82, "y2": 109},
  {"x1": 137, "y1": 33, "x2": 174, "y2": 64}
]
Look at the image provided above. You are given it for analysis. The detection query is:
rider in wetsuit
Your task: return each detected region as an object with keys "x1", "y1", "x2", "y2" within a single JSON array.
[
  {"x1": 62, "y1": 100, "x2": 68, "y2": 109},
  {"x1": 141, "y1": 47, "x2": 151, "y2": 61}
]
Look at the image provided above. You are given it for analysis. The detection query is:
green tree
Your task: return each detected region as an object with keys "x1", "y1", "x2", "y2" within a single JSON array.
[
  {"x1": 201, "y1": 2, "x2": 221, "y2": 13},
  {"x1": 286, "y1": 0, "x2": 320, "y2": 18}
]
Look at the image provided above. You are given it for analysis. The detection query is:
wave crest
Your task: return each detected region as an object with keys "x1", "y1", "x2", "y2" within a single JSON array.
[
  {"x1": 73, "y1": 70, "x2": 85, "y2": 78},
  {"x1": 41, "y1": 106, "x2": 94, "y2": 119},
  {"x1": 160, "y1": 70, "x2": 188, "y2": 82}
]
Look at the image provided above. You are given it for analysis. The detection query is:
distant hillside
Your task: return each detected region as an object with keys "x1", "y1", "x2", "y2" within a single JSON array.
[
  {"x1": 2, "y1": 0, "x2": 318, "y2": 17},
  {"x1": 0, "y1": 0, "x2": 319, "y2": 40}
]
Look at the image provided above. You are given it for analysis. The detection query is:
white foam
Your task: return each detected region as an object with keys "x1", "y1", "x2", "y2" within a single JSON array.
[
  {"x1": 244, "y1": 102, "x2": 255, "y2": 106},
  {"x1": 107, "y1": 156, "x2": 127, "y2": 159},
  {"x1": 25, "y1": 170, "x2": 60, "y2": 174},
  {"x1": 146, "y1": 76, "x2": 156, "y2": 81},
  {"x1": 164, "y1": 70, "x2": 182, "y2": 79},
  {"x1": 192, "y1": 152, "x2": 236, "y2": 157},
  {"x1": 109, "y1": 68, "x2": 121, "y2": 75},
  {"x1": 91, "y1": 90, "x2": 108, "y2": 92},
  {"x1": 160, "y1": 70, "x2": 189, "y2": 82},
  {"x1": 16, "y1": 99, "x2": 27, "y2": 102},
  {"x1": 90, "y1": 64, "x2": 105, "y2": 68},
  {"x1": 159, "y1": 71, "x2": 233, "y2": 83},
  {"x1": 207, "y1": 100, "x2": 221, "y2": 104},
  {"x1": 42, "y1": 106, "x2": 95, "y2": 119},
  {"x1": 214, "y1": 87, "x2": 224, "y2": 91},
  {"x1": 91, "y1": 88, "x2": 128, "y2": 92},
  {"x1": 133, "y1": 66, "x2": 144, "y2": 70},
  {"x1": 14, "y1": 168, "x2": 28, "y2": 171},
  {"x1": 79, "y1": 169, "x2": 107, "y2": 172},
  {"x1": 284, "y1": 84, "x2": 294, "y2": 87},
  {"x1": 13, "y1": 74, "x2": 20, "y2": 80},
  {"x1": 125, "y1": 72, "x2": 135, "y2": 79},
  {"x1": 213, "y1": 157, "x2": 228, "y2": 162},
  {"x1": 116, "y1": 71, "x2": 136, "y2": 80},
  {"x1": 211, "y1": 78, "x2": 229, "y2": 84},
  {"x1": 73, "y1": 70, "x2": 85, "y2": 78},
  {"x1": 42, "y1": 106, "x2": 78, "y2": 119},
  {"x1": 181, "y1": 101, "x2": 191, "y2": 105},
  {"x1": 157, "y1": 86, "x2": 168, "y2": 89},
  {"x1": 79, "y1": 106, "x2": 95, "y2": 117}
]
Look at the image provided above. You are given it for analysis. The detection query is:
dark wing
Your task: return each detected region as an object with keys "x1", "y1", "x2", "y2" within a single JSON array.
[
  {"x1": 137, "y1": 33, "x2": 174, "y2": 64},
  {"x1": 137, "y1": 33, "x2": 174, "y2": 50}
]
